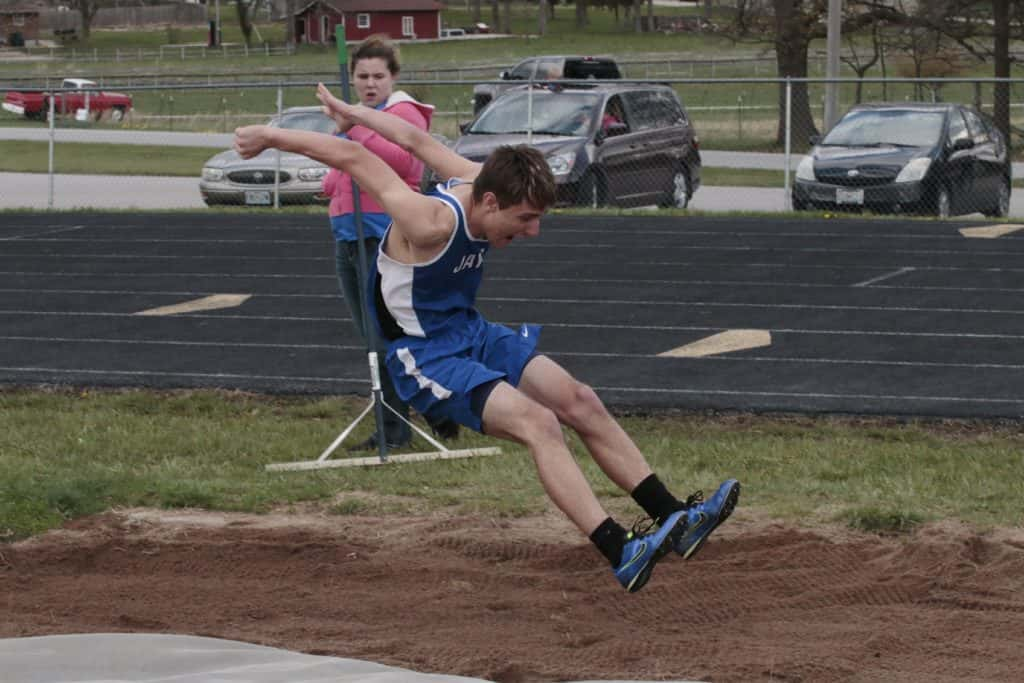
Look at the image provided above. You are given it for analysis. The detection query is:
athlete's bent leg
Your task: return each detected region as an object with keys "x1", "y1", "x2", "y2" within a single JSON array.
[
  {"x1": 516, "y1": 355, "x2": 652, "y2": 493},
  {"x1": 480, "y1": 381, "x2": 608, "y2": 535},
  {"x1": 481, "y1": 378, "x2": 689, "y2": 592}
]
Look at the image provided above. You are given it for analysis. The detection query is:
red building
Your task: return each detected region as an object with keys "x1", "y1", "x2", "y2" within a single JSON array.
[
  {"x1": 293, "y1": 0, "x2": 444, "y2": 45},
  {"x1": 0, "y1": 5, "x2": 41, "y2": 45}
]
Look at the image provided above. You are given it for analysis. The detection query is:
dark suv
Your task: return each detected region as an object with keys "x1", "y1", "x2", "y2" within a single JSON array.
[
  {"x1": 453, "y1": 83, "x2": 700, "y2": 209},
  {"x1": 472, "y1": 56, "x2": 622, "y2": 114}
]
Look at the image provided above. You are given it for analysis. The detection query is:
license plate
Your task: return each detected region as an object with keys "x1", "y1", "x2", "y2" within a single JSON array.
[
  {"x1": 245, "y1": 190, "x2": 272, "y2": 205},
  {"x1": 836, "y1": 188, "x2": 864, "y2": 205}
]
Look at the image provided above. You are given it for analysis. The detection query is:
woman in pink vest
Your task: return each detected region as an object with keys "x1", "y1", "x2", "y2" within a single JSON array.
[{"x1": 322, "y1": 35, "x2": 457, "y2": 449}]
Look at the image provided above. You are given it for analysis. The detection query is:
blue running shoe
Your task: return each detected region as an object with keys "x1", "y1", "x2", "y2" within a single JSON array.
[
  {"x1": 614, "y1": 509, "x2": 687, "y2": 593},
  {"x1": 672, "y1": 479, "x2": 741, "y2": 560}
]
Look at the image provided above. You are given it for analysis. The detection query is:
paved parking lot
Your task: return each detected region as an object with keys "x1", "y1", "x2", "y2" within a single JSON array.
[{"x1": 2, "y1": 212, "x2": 1023, "y2": 419}]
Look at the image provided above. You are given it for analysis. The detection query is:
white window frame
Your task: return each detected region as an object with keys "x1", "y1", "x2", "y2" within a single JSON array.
[
  {"x1": 357, "y1": 13, "x2": 370, "y2": 29},
  {"x1": 402, "y1": 16, "x2": 414, "y2": 37},
  {"x1": 13, "y1": 14, "x2": 26, "y2": 26}
]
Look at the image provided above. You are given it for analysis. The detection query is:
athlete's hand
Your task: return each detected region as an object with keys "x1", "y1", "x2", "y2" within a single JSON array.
[
  {"x1": 233, "y1": 125, "x2": 273, "y2": 159},
  {"x1": 317, "y1": 83, "x2": 358, "y2": 130}
]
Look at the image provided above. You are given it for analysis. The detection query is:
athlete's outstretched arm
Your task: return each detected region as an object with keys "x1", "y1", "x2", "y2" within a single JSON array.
[
  {"x1": 317, "y1": 83, "x2": 482, "y2": 182},
  {"x1": 233, "y1": 126, "x2": 452, "y2": 248}
]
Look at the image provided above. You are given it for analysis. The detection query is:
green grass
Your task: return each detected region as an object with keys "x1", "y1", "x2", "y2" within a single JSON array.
[
  {"x1": 2, "y1": 387, "x2": 1022, "y2": 541},
  {"x1": 0, "y1": 140, "x2": 220, "y2": 175}
]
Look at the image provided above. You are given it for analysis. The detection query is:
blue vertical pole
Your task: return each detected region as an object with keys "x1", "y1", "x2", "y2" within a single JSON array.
[{"x1": 336, "y1": 26, "x2": 388, "y2": 461}]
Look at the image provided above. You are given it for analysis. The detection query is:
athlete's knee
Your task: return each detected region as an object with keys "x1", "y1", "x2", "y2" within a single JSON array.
[
  {"x1": 558, "y1": 380, "x2": 608, "y2": 428},
  {"x1": 518, "y1": 401, "x2": 564, "y2": 447}
]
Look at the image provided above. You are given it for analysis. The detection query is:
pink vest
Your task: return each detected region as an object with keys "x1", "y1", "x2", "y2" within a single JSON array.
[{"x1": 322, "y1": 91, "x2": 434, "y2": 217}]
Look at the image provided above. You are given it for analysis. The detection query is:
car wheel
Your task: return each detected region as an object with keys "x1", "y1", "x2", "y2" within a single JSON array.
[
  {"x1": 933, "y1": 186, "x2": 951, "y2": 219},
  {"x1": 110, "y1": 106, "x2": 126, "y2": 123},
  {"x1": 577, "y1": 168, "x2": 607, "y2": 208},
  {"x1": 983, "y1": 178, "x2": 1010, "y2": 218},
  {"x1": 658, "y1": 168, "x2": 690, "y2": 209},
  {"x1": 792, "y1": 196, "x2": 808, "y2": 212}
]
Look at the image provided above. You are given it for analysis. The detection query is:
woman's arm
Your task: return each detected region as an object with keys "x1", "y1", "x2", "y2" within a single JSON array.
[{"x1": 356, "y1": 102, "x2": 428, "y2": 180}]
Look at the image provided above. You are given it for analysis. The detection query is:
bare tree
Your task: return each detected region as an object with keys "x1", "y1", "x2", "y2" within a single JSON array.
[
  {"x1": 285, "y1": 0, "x2": 296, "y2": 47},
  {"x1": 539, "y1": 0, "x2": 548, "y2": 34},
  {"x1": 732, "y1": 0, "x2": 905, "y2": 147},
  {"x1": 841, "y1": 17, "x2": 883, "y2": 103},
  {"x1": 897, "y1": 0, "x2": 1022, "y2": 145},
  {"x1": 66, "y1": 0, "x2": 100, "y2": 40},
  {"x1": 576, "y1": 0, "x2": 589, "y2": 28},
  {"x1": 471, "y1": 0, "x2": 481, "y2": 24},
  {"x1": 235, "y1": 0, "x2": 261, "y2": 47}
]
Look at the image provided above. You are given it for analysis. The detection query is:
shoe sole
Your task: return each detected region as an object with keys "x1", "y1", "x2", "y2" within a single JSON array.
[
  {"x1": 680, "y1": 480, "x2": 741, "y2": 561},
  {"x1": 626, "y1": 513, "x2": 686, "y2": 593}
]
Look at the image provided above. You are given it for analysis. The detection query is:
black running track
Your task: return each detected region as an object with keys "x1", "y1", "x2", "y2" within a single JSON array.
[{"x1": 2, "y1": 212, "x2": 1023, "y2": 420}]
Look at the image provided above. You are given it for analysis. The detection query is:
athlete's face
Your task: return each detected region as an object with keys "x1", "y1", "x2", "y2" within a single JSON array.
[
  {"x1": 481, "y1": 196, "x2": 544, "y2": 248},
  {"x1": 352, "y1": 57, "x2": 396, "y2": 108}
]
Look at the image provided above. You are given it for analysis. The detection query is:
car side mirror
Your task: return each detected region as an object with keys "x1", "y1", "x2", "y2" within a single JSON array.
[
  {"x1": 499, "y1": 71, "x2": 511, "y2": 80},
  {"x1": 459, "y1": 122, "x2": 471, "y2": 134},
  {"x1": 952, "y1": 137, "x2": 974, "y2": 151},
  {"x1": 808, "y1": 134, "x2": 821, "y2": 146}
]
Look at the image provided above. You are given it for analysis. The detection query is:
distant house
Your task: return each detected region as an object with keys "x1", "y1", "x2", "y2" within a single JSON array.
[
  {"x1": 293, "y1": 0, "x2": 443, "y2": 45},
  {"x1": 0, "y1": 5, "x2": 41, "y2": 44}
]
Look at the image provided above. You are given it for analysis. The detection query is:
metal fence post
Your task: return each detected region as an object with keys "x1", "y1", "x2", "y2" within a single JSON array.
[
  {"x1": 737, "y1": 94, "x2": 743, "y2": 141},
  {"x1": 47, "y1": 95, "x2": 56, "y2": 210},
  {"x1": 274, "y1": 85, "x2": 282, "y2": 209},
  {"x1": 783, "y1": 78, "x2": 793, "y2": 211}
]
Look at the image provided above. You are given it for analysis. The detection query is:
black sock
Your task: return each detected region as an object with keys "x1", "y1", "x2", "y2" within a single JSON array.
[
  {"x1": 631, "y1": 474, "x2": 684, "y2": 526},
  {"x1": 589, "y1": 517, "x2": 628, "y2": 567}
]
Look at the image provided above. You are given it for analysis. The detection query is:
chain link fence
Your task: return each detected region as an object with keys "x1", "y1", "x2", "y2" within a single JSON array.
[{"x1": 1, "y1": 76, "x2": 1021, "y2": 216}]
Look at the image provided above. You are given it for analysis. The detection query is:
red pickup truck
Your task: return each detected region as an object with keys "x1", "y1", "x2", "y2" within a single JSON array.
[{"x1": 2, "y1": 78, "x2": 132, "y2": 122}]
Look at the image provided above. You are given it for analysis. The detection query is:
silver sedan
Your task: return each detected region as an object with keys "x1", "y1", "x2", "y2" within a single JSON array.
[{"x1": 199, "y1": 106, "x2": 334, "y2": 206}]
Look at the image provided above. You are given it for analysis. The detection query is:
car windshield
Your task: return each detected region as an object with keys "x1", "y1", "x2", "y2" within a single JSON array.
[
  {"x1": 822, "y1": 109, "x2": 945, "y2": 147},
  {"x1": 272, "y1": 112, "x2": 335, "y2": 134},
  {"x1": 468, "y1": 91, "x2": 602, "y2": 136}
]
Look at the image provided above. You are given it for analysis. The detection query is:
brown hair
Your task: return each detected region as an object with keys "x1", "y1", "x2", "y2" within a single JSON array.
[
  {"x1": 350, "y1": 34, "x2": 400, "y2": 75},
  {"x1": 472, "y1": 145, "x2": 557, "y2": 210}
]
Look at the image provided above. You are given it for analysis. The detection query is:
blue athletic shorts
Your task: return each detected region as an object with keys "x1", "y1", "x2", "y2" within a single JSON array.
[{"x1": 385, "y1": 315, "x2": 541, "y2": 433}]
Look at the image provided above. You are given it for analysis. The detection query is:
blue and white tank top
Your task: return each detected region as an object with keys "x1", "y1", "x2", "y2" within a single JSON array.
[{"x1": 372, "y1": 179, "x2": 489, "y2": 340}]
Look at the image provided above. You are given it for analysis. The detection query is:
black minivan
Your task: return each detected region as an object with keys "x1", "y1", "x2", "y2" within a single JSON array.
[
  {"x1": 453, "y1": 83, "x2": 701, "y2": 209},
  {"x1": 472, "y1": 56, "x2": 622, "y2": 114},
  {"x1": 793, "y1": 103, "x2": 1011, "y2": 218}
]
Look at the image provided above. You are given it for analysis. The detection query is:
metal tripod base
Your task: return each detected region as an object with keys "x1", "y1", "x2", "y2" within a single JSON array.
[{"x1": 265, "y1": 395, "x2": 501, "y2": 471}]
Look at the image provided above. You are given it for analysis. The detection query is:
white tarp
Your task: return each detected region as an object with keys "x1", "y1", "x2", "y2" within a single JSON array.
[{"x1": 0, "y1": 634, "x2": 704, "y2": 683}]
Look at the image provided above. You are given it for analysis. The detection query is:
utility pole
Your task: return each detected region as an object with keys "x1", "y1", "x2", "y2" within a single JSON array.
[{"x1": 823, "y1": 0, "x2": 841, "y2": 132}]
